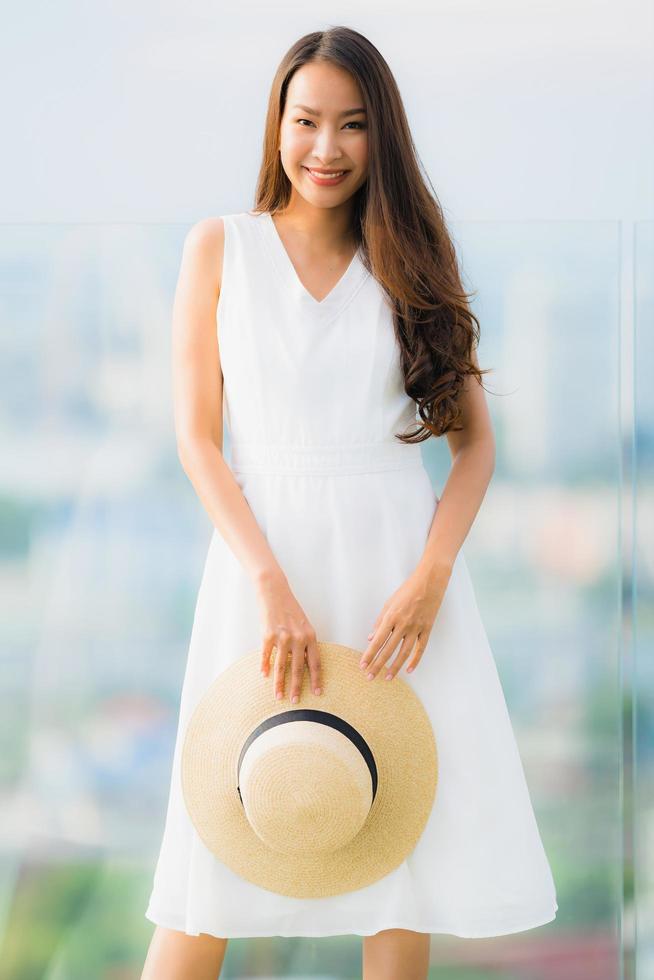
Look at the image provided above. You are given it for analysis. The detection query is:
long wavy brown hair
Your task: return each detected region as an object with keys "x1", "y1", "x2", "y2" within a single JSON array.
[{"x1": 253, "y1": 26, "x2": 492, "y2": 443}]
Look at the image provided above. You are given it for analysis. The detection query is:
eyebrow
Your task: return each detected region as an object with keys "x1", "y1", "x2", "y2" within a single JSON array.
[{"x1": 291, "y1": 104, "x2": 367, "y2": 117}]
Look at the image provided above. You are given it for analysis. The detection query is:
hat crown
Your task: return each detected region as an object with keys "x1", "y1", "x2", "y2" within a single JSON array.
[{"x1": 239, "y1": 719, "x2": 374, "y2": 854}]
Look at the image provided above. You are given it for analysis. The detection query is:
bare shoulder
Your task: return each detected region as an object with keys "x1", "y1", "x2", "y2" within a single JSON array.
[{"x1": 182, "y1": 216, "x2": 226, "y2": 293}]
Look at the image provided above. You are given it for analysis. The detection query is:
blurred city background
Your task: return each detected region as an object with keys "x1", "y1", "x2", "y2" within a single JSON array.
[{"x1": 1, "y1": 2, "x2": 652, "y2": 979}]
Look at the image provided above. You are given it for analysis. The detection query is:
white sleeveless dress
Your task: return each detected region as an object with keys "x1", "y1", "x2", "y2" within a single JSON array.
[{"x1": 145, "y1": 209, "x2": 558, "y2": 939}]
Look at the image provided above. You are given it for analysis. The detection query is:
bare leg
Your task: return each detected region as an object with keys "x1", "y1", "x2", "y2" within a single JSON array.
[
  {"x1": 140, "y1": 924, "x2": 228, "y2": 980},
  {"x1": 362, "y1": 928, "x2": 431, "y2": 980}
]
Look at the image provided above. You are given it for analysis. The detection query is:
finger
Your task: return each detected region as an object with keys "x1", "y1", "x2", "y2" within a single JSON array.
[
  {"x1": 289, "y1": 639, "x2": 307, "y2": 704},
  {"x1": 307, "y1": 638, "x2": 323, "y2": 696},
  {"x1": 359, "y1": 632, "x2": 387, "y2": 673},
  {"x1": 363, "y1": 626, "x2": 398, "y2": 678},
  {"x1": 260, "y1": 633, "x2": 275, "y2": 677},
  {"x1": 360, "y1": 619, "x2": 392, "y2": 669},
  {"x1": 384, "y1": 633, "x2": 417, "y2": 680},
  {"x1": 406, "y1": 633, "x2": 428, "y2": 673},
  {"x1": 273, "y1": 633, "x2": 292, "y2": 701}
]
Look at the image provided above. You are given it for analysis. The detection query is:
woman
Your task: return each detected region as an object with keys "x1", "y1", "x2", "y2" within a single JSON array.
[{"x1": 141, "y1": 26, "x2": 557, "y2": 980}]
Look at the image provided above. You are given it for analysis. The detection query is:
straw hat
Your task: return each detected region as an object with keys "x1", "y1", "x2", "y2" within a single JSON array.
[{"x1": 181, "y1": 640, "x2": 438, "y2": 898}]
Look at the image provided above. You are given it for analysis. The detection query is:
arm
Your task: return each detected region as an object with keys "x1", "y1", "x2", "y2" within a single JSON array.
[
  {"x1": 360, "y1": 347, "x2": 496, "y2": 679},
  {"x1": 416, "y1": 345, "x2": 496, "y2": 584},
  {"x1": 172, "y1": 218, "x2": 323, "y2": 701},
  {"x1": 172, "y1": 217, "x2": 285, "y2": 589}
]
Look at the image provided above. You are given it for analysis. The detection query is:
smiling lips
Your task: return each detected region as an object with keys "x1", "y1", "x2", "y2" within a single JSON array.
[{"x1": 303, "y1": 167, "x2": 350, "y2": 185}]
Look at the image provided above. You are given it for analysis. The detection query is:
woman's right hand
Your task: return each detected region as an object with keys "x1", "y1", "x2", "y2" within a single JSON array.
[{"x1": 255, "y1": 570, "x2": 323, "y2": 704}]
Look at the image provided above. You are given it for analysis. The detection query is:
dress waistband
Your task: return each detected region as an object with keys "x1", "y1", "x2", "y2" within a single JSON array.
[{"x1": 229, "y1": 440, "x2": 424, "y2": 475}]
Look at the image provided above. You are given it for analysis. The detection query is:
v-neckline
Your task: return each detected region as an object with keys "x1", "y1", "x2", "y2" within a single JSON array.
[{"x1": 260, "y1": 210, "x2": 369, "y2": 317}]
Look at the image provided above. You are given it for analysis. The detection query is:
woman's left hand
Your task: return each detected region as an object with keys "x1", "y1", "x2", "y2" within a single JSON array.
[{"x1": 359, "y1": 560, "x2": 453, "y2": 680}]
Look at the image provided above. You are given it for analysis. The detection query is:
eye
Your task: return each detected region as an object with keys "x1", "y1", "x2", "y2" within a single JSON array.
[{"x1": 295, "y1": 119, "x2": 367, "y2": 130}]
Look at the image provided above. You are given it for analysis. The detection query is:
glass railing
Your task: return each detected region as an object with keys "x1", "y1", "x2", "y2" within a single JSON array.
[{"x1": 0, "y1": 219, "x2": 645, "y2": 978}]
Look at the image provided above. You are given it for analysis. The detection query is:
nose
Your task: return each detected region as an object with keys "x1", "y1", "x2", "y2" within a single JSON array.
[{"x1": 310, "y1": 128, "x2": 345, "y2": 165}]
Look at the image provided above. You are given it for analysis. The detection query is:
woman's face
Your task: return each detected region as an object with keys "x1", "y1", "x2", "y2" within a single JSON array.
[{"x1": 278, "y1": 61, "x2": 369, "y2": 209}]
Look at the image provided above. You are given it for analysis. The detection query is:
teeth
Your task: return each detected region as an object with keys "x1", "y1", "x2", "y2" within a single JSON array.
[{"x1": 308, "y1": 169, "x2": 346, "y2": 178}]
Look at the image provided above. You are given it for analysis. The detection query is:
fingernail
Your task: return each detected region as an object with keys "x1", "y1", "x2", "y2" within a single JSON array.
[
  {"x1": 276, "y1": 691, "x2": 282, "y2": 700},
  {"x1": 314, "y1": 687, "x2": 322, "y2": 696},
  {"x1": 291, "y1": 695, "x2": 298, "y2": 704},
  {"x1": 367, "y1": 633, "x2": 373, "y2": 639},
  {"x1": 359, "y1": 661, "x2": 366, "y2": 670},
  {"x1": 385, "y1": 673, "x2": 393, "y2": 681},
  {"x1": 367, "y1": 673, "x2": 374, "y2": 680}
]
